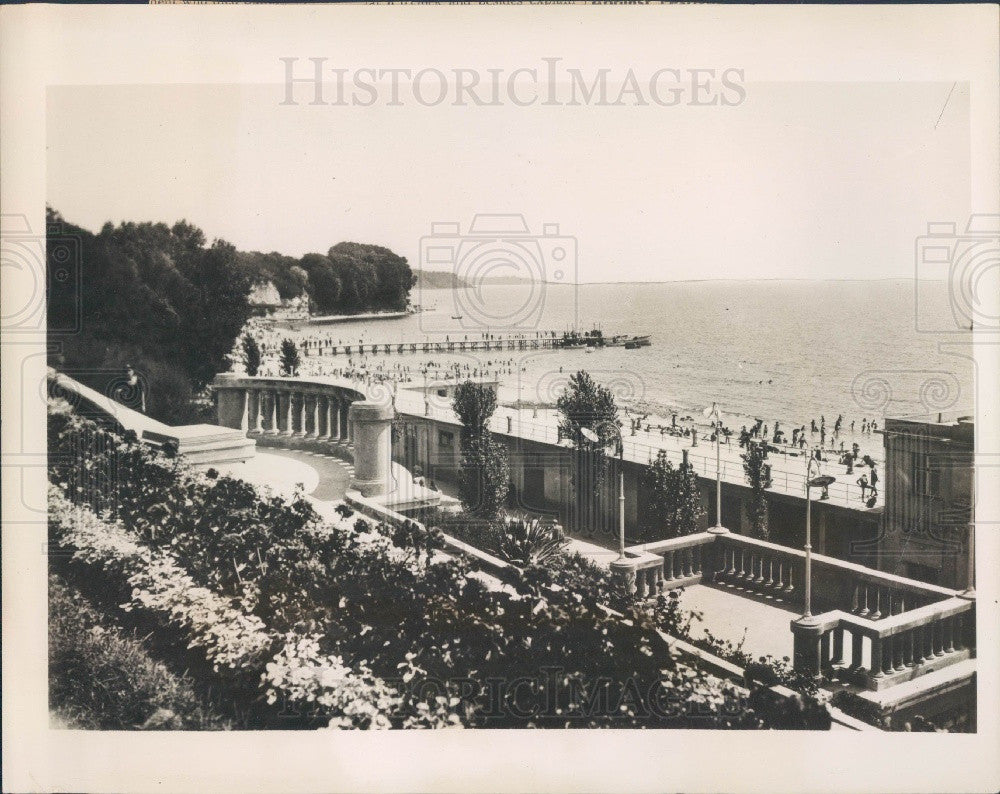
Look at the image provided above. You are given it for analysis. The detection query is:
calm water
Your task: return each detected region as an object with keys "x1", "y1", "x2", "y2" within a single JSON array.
[{"x1": 293, "y1": 280, "x2": 972, "y2": 433}]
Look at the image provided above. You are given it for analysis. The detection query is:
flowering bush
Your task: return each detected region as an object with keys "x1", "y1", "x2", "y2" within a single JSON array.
[
  {"x1": 48, "y1": 402, "x2": 824, "y2": 730},
  {"x1": 50, "y1": 487, "x2": 273, "y2": 674}
]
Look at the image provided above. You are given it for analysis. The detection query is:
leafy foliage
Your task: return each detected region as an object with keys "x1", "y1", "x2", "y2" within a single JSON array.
[
  {"x1": 279, "y1": 338, "x2": 300, "y2": 377},
  {"x1": 47, "y1": 208, "x2": 253, "y2": 423},
  {"x1": 241, "y1": 335, "x2": 262, "y2": 377},
  {"x1": 489, "y1": 516, "x2": 568, "y2": 566},
  {"x1": 741, "y1": 442, "x2": 770, "y2": 540},
  {"x1": 452, "y1": 382, "x2": 509, "y2": 520},
  {"x1": 48, "y1": 401, "x2": 826, "y2": 730},
  {"x1": 49, "y1": 573, "x2": 229, "y2": 730},
  {"x1": 458, "y1": 434, "x2": 510, "y2": 521},
  {"x1": 556, "y1": 371, "x2": 622, "y2": 535},
  {"x1": 640, "y1": 451, "x2": 706, "y2": 540}
]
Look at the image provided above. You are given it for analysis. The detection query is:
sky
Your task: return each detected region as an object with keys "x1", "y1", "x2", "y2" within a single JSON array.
[{"x1": 46, "y1": 77, "x2": 969, "y2": 283}]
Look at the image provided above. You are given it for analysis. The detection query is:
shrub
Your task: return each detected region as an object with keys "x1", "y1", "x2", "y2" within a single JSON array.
[
  {"x1": 47, "y1": 403, "x2": 821, "y2": 730},
  {"x1": 49, "y1": 574, "x2": 229, "y2": 730},
  {"x1": 489, "y1": 515, "x2": 567, "y2": 566}
]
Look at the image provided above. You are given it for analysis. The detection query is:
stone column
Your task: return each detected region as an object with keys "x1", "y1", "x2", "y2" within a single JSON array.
[
  {"x1": 240, "y1": 389, "x2": 250, "y2": 432},
  {"x1": 790, "y1": 616, "x2": 826, "y2": 679},
  {"x1": 317, "y1": 395, "x2": 327, "y2": 438},
  {"x1": 348, "y1": 400, "x2": 394, "y2": 497},
  {"x1": 331, "y1": 397, "x2": 339, "y2": 439},
  {"x1": 285, "y1": 391, "x2": 294, "y2": 434},
  {"x1": 340, "y1": 401, "x2": 350, "y2": 441},
  {"x1": 311, "y1": 394, "x2": 321, "y2": 438},
  {"x1": 270, "y1": 390, "x2": 279, "y2": 433},
  {"x1": 212, "y1": 374, "x2": 245, "y2": 429},
  {"x1": 253, "y1": 390, "x2": 263, "y2": 432}
]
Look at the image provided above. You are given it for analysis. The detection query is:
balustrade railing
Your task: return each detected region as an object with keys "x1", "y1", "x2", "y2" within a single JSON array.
[
  {"x1": 615, "y1": 530, "x2": 975, "y2": 689},
  {"x1": 793, "y1": 596, "x2": 975, "y2": 690}
]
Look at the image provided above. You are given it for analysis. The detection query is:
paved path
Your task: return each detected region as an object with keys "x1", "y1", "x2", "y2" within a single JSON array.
[
  {"x1": 678, "y1": 583, "x2": 799, "y2": 662},
  {"x1": 217, "y1": 448, "x2": 353, "y2": 502}
]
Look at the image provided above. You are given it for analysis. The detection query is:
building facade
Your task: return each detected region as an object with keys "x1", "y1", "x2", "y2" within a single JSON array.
[{"x1": 878, "y1": 411, "x2": 975, "y2": 589}]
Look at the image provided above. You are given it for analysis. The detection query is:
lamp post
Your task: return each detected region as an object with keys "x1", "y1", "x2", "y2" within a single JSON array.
[
  {"x1": 790, "y1": 450, "x2": 837, "y2": 678},
  {"x1": 803, "y1": 451, "x2": 836, "y2": 620},
  {"x1": 703, "y1": 402, "x2": 728, "y2": 534}
]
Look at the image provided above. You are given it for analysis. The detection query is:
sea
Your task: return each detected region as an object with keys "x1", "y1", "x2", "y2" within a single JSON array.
[{"x1": 286, "y1": 279, "x2": 973, "y2": 439}]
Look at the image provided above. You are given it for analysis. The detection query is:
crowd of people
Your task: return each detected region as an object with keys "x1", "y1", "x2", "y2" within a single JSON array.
[{"x1": 232, "y1": 321, "x2": 884, "y2": 505}]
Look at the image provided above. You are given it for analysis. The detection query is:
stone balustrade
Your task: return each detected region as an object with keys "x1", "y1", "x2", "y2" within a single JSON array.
[
  {"x1": 610, "y1": 528, "x2": 975, "y2": 688},
  {"x1": 639, "y1": 532, "x2": 715, "y2": 590},
  {"x1": 213, "y1": 375, "x2": 397, "y2": 497},
  {"x1": 215, "y1": 375, "x2": 365, "y2": 444},
  {"x1": 790, "y1": 596, "x2": 975, "y2": 690}
]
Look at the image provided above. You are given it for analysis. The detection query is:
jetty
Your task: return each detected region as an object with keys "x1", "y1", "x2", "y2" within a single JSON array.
[{"x1": 297, "y1": 329, "x2": 653, "y2": 358}]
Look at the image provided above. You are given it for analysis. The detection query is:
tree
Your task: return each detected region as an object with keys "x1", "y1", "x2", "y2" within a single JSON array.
[
  {"x1": 556, "y1": 371, "x2": 621, "y2": 536},
  {"x1": 453, "y1": 381, "x2": 498, "y2": 444},
  {"x1": 241, "y1": 335, "x2": 261, "y2": 377},
  {"x1": 640, "y1": 450, "x2": 705, "y2": 540},
  {"x1": 279, "y1": 339, "x2": 300, "y2": 377},
  {"x1": 741, "y1": 441, "x2": 770, "y2": 539},
  {"x1": 452, "y1": 382, "x2": 508, "y2": 520},
  {"x1": 46, "y1": 209, "x2": 253, "y2": 424},
  {"x1": 458, "y1": 434, "x2": 511, "y2": 521},
  {"x1": 674, "y1": 454, "x2": 706, "y2": 537}
]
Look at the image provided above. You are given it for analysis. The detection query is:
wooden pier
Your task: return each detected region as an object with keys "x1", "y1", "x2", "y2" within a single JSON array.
[
  {"x1": 298, "y1": 333, "x2": 561, "y2": 358},
  {"x1": 296, "y1": 329, "x2": 652, "y2": 358}
]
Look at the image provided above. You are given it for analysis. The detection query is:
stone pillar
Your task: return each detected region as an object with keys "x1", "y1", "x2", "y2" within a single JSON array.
[
  {"x1": 317, "y1": 395, "x2": 327, "y2": 438},
  {"x1": 328, "y1": 398, "x2": 338, "y2": 439},
  {"x1": 790, "y1": 616, "x2": 826, "y2": 679},
  {"x1": 285, "y1": 391, "x2": 294, "y2": 434},
  {"x1": 253, "y1": 390, "x2": 263, "y2": 432},
  {"x1": 348, "y1": 400, "x2": 394, "y2": 497},
  {"x1": 213, "y1": 375, "x2": 245, "y2": 430},
  {"x1": 341, "y1": 401, "x2": 351, "y2": 442},
  {"x1": 270, "y1": 390, "x2": 279, "y2": 433},
  {"x1": 240, "y1": 389, "x2": 250, "y2": 432},
  {"x1": 312, "y1": 394, "x2": 321, "y2": 438}
]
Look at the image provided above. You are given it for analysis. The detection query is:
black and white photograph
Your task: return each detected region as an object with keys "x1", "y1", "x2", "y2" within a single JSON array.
[{"x1": 2, "y1": 3, "x2": 999, "y2": 793}]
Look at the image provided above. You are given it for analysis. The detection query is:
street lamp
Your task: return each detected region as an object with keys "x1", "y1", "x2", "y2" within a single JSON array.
[
  {"x1": 803, "y1": 450, "x2": 836, "y2": 620},
  {"x1": 703, "y1": 402, "x2": 728, "y2": 534}
]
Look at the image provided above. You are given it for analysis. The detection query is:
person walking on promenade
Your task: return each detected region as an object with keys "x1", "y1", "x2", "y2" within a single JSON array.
[
  {"x1": 810, "y1": 419, "x2": 817, "y2": 433},
  {"x1": 857, "y1": 474, "x2": 869, "y2": 501}
]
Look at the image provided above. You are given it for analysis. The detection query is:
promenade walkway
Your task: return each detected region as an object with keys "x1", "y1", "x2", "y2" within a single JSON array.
[{"x1": 388, "y1": 387, "x2": 882, "y2": 512}]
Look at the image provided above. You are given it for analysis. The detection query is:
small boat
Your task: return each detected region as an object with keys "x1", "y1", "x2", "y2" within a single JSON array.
[
  {"x1": 451, "y1": 315, "x2": 463, "y2": 320},
  {"x1": 624, "y1": 340, "x2": 639, "y2": 350}
]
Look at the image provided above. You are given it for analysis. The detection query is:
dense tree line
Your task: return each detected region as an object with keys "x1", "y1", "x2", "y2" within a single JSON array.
[
  {"x1": 47, "y1": 209, "x2": 415, "y2": 423},
  {"x1": 240, "y1": 241, "x2": 414, "y2": 315},
  {"x1": 47, "y1": 208, "x2": 253, "y2": 424}
]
